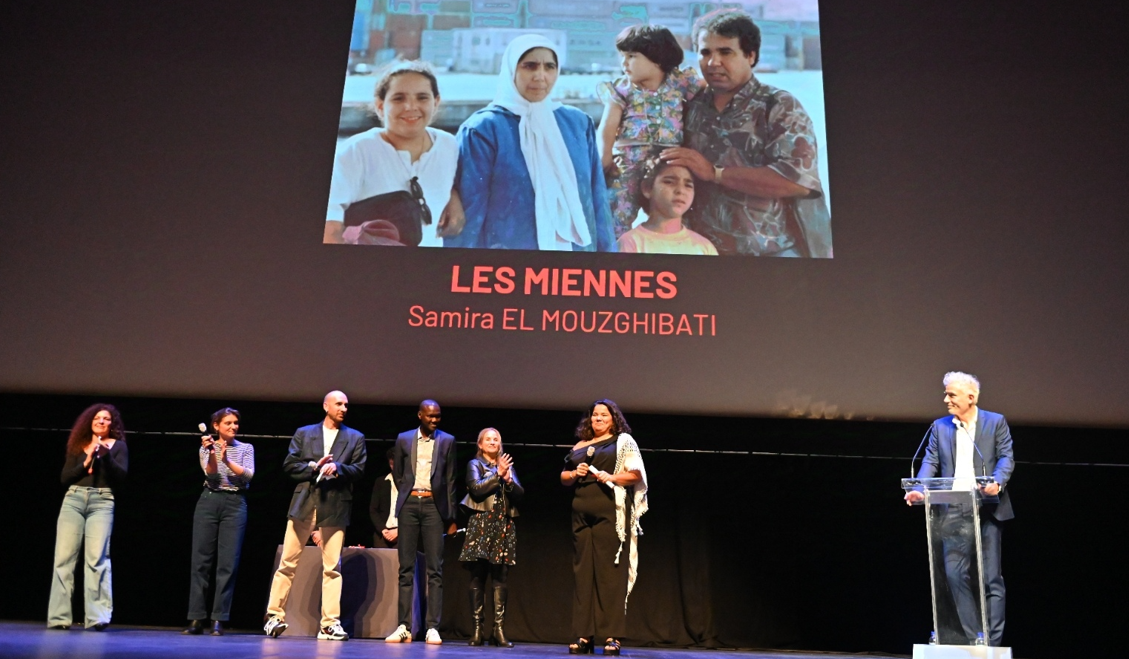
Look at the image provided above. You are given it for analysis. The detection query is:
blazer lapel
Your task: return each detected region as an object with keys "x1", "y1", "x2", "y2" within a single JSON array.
[
  {"x1": 408, "y1": 432, "x2": 419, "y2": 482},
  {"x1": 942, "y1": 418, "x2": 957, "y2": 476},
  {"x1": 973, "y1": 414, "x2": 990, "y2": 475},
  {"x1": 311, "y1": 427, "x2": 325, "y2": 461},
  {"x1": 328, "y1": 427, "x2": 348, "y2": 461}
]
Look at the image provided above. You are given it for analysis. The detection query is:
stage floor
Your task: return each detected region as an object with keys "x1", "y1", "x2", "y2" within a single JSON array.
[{"x1": 0, "y1": 621, "x2": 904, "y2": 659}]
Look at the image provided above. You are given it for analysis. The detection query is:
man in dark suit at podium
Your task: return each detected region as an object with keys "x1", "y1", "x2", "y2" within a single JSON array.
[
  {"x1": 905, "y1": 372, "x2": 1015, "y2": 646},
  {"x1": 384, "y1": 400, "x2": 456, "y2": 645},
  {"x1": 263, "y1": 391, "x2": 367, "y2": 641}
]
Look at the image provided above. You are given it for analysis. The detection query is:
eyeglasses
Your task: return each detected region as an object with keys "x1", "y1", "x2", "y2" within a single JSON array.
[{"x1": 410, "y1": 176, "x2": 432, "y2": 225}]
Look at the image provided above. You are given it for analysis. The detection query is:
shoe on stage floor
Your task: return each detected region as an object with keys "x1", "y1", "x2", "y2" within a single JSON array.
[
  {"x1": 210, "y1": 621, "x2": 224, "y2": 636},
  {"x1": 569, "y1": 638, "x2": 592, "y2": 654},
  {"x1": 385, "y1": 624, "x2": 412, "y2": 643},
  {"x1": 426, "y1": 628, "x2": 443, "y2": 645},
  {"x1": 263, "y1": 616, "x2": 287, "y2": 638},
  {"x1": 182, "y1": 620, "x2": 205, "y2": 635},
  {"x1": 318, "y1": 623, "x2": 349, "y2": 641},
  {"x1": 603, "y1": 639, "x2": 621, "y2": 655}
]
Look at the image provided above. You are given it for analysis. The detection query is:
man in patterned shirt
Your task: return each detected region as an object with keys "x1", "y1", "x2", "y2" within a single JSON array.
[{"x1": 663, "y1": 9, "x2": 831, "y2": 257}]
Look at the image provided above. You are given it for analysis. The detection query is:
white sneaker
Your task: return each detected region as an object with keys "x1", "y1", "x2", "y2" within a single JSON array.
[
  {"x1": 385, "y1": 624, "x2": 412, "y2": 643},
  {"x1": 318, "y1": 623, "x2": 349, "y2": 641},
  {"x1": 426, "y1": 628, "x2": 443, "y2": 645},
  {"x1": 263, "y1": 616, "x2": 287, "y2": 638}
]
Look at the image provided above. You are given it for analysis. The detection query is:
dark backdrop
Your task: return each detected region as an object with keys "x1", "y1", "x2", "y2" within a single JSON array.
[{"x1": 2, "y1": 393, "x2": 1124, "y2": 658}]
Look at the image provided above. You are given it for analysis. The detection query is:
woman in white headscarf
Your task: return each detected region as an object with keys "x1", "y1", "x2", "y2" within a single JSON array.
[{"x1": 450, "y1": 34, "x2": 616, "y2": 251}]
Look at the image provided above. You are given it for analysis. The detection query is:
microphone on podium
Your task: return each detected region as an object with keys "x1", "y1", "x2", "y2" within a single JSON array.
[{"x1": 909, "y1": 425, "x2": 932, "y2": 478}]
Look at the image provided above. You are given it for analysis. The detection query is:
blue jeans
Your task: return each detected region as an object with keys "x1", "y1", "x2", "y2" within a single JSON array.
[
  {"x1": 47, "y1": 486, "x2": 115, "y2": 627},
  {"x1": 187, "y1": 489, "x2": 248, "y2": 621}
]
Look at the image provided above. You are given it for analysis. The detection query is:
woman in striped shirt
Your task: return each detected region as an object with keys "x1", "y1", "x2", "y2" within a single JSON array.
[{"x1": 183, "y1": 407, "x2": 255, "y2": 636}]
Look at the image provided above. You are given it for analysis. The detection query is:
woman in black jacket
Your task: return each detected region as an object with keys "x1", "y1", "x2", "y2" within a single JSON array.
[{"x1": 459, "y1": 427, "x2": 523, "y2": 647}]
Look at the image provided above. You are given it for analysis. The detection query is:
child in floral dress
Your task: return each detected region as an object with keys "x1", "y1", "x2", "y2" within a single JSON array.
[{"x1": 598, "y1": 25, "x2": 704, "y2": 237}]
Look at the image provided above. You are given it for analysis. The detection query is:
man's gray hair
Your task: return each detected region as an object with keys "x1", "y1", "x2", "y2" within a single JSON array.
[{"x1": 943, "y1": 371, "x2": 980, "y2": 402}]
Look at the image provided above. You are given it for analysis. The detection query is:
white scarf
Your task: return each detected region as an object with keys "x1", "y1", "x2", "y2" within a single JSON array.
[
  {"x1": 609, "y1": 433, "x2": 648, "y2": 611},
  {"x1": 491, "y1": 34, "x2": 592, "y2": 251}
]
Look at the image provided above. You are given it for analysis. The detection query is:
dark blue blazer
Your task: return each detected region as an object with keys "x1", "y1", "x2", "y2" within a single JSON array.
[
  {"x1": 917, "y1": 409, "x2": 1015, "y2": 521},
  {"x1": 392, "y1": 429, "x2": 457, "y2": 521},
  {"x1": 283, "y1": 423, "x2": 367, "y2": 528}
]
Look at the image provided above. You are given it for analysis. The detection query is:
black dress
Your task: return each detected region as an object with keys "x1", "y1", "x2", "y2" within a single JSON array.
[{"x1": 459, "y1": 458, "x2": 520, "y2": 565}]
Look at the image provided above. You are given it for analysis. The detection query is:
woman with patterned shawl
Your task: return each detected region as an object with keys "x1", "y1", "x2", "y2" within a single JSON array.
[{"x1": 560, "y1": 399, "x2": 648, "y2": 656}]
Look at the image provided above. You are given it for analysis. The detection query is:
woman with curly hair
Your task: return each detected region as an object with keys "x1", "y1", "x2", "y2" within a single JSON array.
[
  {"x1": 47, "y1": 404, "x2": 129, "y2": 630},
  {"x1": 560, "y1": 400, "x2": 648, "y2": 656}
]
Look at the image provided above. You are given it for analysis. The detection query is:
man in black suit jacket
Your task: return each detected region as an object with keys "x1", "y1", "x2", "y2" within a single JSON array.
[
  {"x1": 263, "y1": 391, "x2": 367, "y2": 641},
  {"x1": 906, "y1": 372, "x2": 1015, "y2": 647},
  {"x1": 384, "y1": 400, "x2": 456, "y2": 645},
  {"x1": 369, "y1": 448, "x2": 398, "y2": 548}
]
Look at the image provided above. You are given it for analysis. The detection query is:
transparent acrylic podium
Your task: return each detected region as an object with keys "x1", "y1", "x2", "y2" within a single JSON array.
[{"x1": 901, "y1": 477, "x2": 1012, "y2": 659}]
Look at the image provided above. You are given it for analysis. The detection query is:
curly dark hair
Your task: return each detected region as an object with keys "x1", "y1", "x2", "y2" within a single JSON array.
[
  {"x1": 615, "y1": 24, "x2": 683, "y2": 74},
  {"x1": 693, "y1": 9, "x2": 762, "y2": 61},
  {"x1": 574, "y1": 399, "x2": 631, "y2": 441},
  {"x1": 65, "y1": 404, "x2": 126, "y2": 456}
]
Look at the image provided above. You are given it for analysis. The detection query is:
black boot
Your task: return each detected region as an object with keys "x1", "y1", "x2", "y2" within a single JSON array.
[
  {"x1": 491, "y1": 584, "x2": 514, "y2": 648},
  {"x1": 468, "y1": 586, "x2": 485, "y2": 646}
]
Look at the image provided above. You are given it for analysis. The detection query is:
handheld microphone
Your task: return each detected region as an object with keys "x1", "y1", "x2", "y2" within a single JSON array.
[{"x1": 199, "y1": 423, "x2": 214, "y2": 451}]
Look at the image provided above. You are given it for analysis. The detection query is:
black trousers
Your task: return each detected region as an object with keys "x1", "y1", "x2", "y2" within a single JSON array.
[
  {"x1": 397, "y1": 496, "x2": 445, "y2": 629},
  {"x1": 571, "y1": 483, "x2": 628, "y2": 640},
  {"x1": 186, "y1": 489, "x2": 247, "y2": 621},
  {"x1": 941, "y1": 508, "x2": 1005, "y2": 646}
]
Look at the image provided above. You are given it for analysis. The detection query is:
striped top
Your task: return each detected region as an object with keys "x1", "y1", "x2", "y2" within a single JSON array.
[{"x1": 198, "y1": 440, "x2": 255, "y2": 491}]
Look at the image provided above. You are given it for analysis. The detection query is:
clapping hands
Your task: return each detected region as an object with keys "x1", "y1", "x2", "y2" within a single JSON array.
[
  {"x1": 497, "y1": 453, "x2": 514, "y2": 483},
  {"x1": 317, "y1": 454, "x2": 338, "y2": 480}
]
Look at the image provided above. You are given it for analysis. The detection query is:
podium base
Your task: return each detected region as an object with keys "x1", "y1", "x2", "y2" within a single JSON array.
[{"x1": 913, "y1": 645, "x2": 1012, "y2": 659}]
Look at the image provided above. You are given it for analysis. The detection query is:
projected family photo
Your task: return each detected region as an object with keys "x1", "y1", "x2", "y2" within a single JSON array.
[{"x1": 325, "y1": 0, "x2": 830, "y2": 257}]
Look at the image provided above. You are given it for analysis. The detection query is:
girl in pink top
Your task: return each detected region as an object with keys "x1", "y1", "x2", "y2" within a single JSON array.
[{"x1": 616, "y1": 155, "x2": 717, "y2": 256}]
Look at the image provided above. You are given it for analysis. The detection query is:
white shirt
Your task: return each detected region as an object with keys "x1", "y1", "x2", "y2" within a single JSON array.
[
  {"x1": 322, "y1": 426, "x2": 339, "y2": 460},
  {"x1": 412, "y1": 428, "x2": 435, "y2": 491},
  {"x1": 384, "y1": 474, "x2": 399, "y2": 529},
  {"x1": 327, "y1": 127, "x2": 457, "y2": 247},
  {"x1": 308, "y1": 425, "x2": 341, "y2": 478},
  {"x1": 951, "y1": 410, "x2": 978, "y2": 491}
]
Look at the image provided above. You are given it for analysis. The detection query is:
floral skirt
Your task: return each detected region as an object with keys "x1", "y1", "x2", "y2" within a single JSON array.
[{"x1": 459, "y1": 500, "x2": 516, "y2": 566}]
